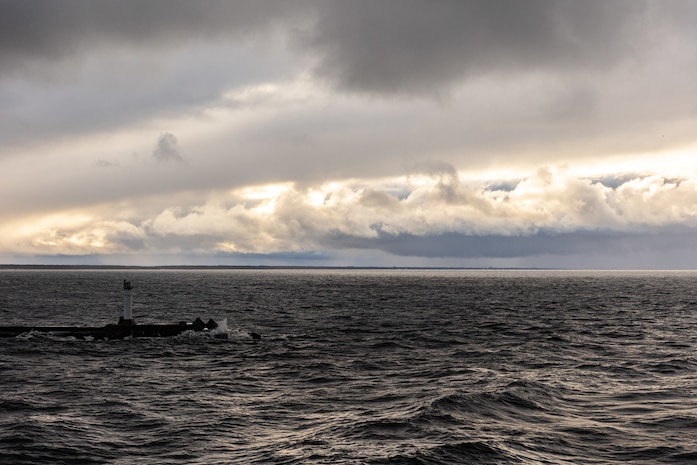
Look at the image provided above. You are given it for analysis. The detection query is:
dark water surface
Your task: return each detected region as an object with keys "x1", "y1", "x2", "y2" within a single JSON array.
[{"x1": 1, "y1": 269, "x2": 697, "y2": 464}]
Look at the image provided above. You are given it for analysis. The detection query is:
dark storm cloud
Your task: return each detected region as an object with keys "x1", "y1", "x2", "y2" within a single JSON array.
[
  {"x1": 1, "y1": 0, "x2": 655, "y2": 93},
  {"x1": 305, "y1": 0, "x2": 648, "y2": 94},
  {"x1": 329, "y1": 229, "x2": 697, "y2": 260},
  {"x1": 0, "y1": 0, "x2": 304, "y2": 73},
  {"x1": 0, "y1": 0, "x2": 307, "y2": 151}
]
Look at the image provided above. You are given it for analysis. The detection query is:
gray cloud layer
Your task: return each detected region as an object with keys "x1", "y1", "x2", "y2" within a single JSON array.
[
  {"x1": 0, "y1": 0, "x2": 299, "y2": 71},
  {"x1": 1, "y1": 0, "x2": 679, "y2": 93},
  {"x1": 2, "y1": 1, "x2": 694, "y2": 149},
  {"x1": 3, "y1": 0, "x2": 693, "y2": 157},
  {"x1": 306, "y1": 0, "x2": 647, "y2": 94}
]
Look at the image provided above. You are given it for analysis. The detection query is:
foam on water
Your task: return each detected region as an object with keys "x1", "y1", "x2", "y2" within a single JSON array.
[{"x1": 213, "y1": 317, "x2": 229, "y2": 335}]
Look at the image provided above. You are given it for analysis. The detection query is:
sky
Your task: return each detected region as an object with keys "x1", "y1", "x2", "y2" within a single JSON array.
[{"x1": 2, "y1": 0, "x2": 697, "y2": 268}]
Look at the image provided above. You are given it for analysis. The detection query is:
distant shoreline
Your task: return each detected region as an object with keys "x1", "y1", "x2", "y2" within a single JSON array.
[
  {"x1": 1, "y1": 265, "x2": 693, "y2": 272},
  {"x1": 0, "y1": 264, "x2": 549, "y2": 271}
]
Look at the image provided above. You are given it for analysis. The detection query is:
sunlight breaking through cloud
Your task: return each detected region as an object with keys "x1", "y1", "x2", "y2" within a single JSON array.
[{"x1": 5, "y1": 167, "x2": 697, "y2": 262}]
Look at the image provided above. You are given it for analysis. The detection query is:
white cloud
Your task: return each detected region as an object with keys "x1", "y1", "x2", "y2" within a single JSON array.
[{"x1": 4, "y1": 166, "x2": 697, "y2": 265}]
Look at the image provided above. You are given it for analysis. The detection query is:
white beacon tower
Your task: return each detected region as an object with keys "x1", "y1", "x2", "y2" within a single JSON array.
[{"x1": 120, "y1": 280, "x2": 135, "y2": 325}]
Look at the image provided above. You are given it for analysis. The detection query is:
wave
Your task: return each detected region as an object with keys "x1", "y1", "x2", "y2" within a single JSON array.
[
  {"x1": 369, "y1": 441, "x2": 516, "y2": 465},
  {"x1": 4, "y1": 270, "x2": 697, "y2": 464},
  {"x1": 421, "y1": 380, "x2": 564, "y2": 421}
]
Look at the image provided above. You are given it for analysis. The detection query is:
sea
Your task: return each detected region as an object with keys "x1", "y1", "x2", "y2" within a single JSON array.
[{"x1": 1, "y1": 268, "x2": 696, "y2": 464}]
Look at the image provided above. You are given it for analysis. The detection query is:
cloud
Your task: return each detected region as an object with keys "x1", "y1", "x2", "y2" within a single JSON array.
[
  {"x1": 6, "y1": 167, "x2": 697, "y2": 264},
  {"x1": 0, "y1": 1, "x2": 306, "y2": 151},
  {"x1": 0, "y1": 0, "x2": 307, "y2": 74},
  {"x1": 355, "y1": 229, "x2": 697, "y2": 259},
  {"x1": 2, "y1": 1, "x2": 695, "y2": 159},
  {"x1": 153, "y1": 132, "x2": 182, "y2": 162},
  {"x1": 0, "y1": 0, "x2": 670, "y2": 96},
  {"x1": 304, "y1": 0, "x2": 648, "y2": 95}
]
